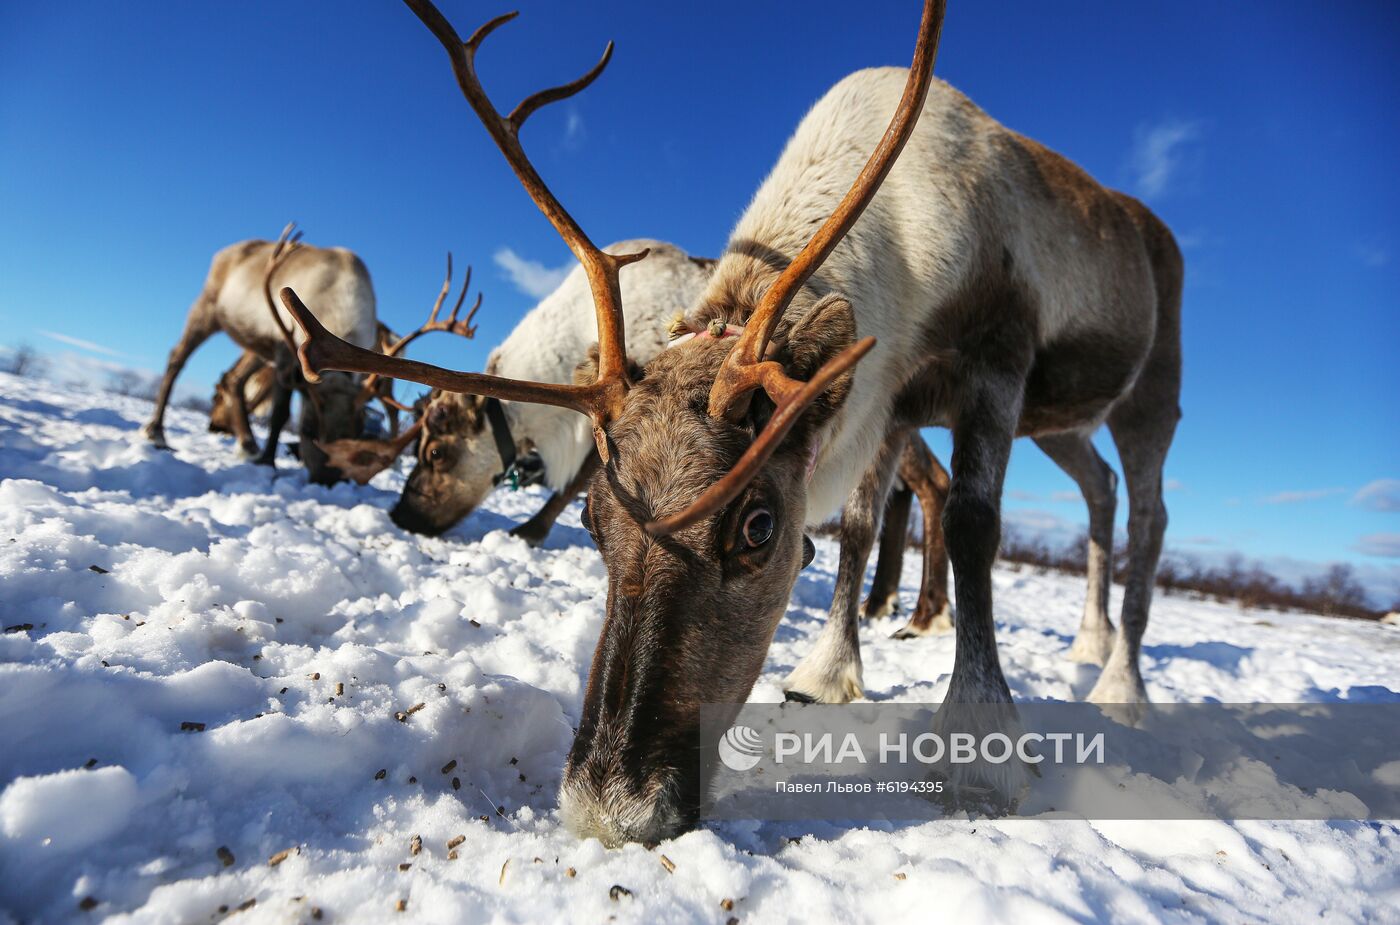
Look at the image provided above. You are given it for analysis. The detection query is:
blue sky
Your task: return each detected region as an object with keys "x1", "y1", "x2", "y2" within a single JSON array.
[{"x1": 1, "y1": 2, "x2": 1396, "y2": 598}]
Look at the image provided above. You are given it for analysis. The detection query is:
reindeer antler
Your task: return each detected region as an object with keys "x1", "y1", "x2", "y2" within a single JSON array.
[
  {"x1": 644, "y1": 0, "x2": 946, "y2": 535},
  {"x1": 262, "y1": 221, "x2": 306, "y2": 359},
  {"x1": 280, "y1": 1, "x2": 644, "y2": 461},
  {"x1": 357, "y1": 251, "x2": 482, "y2": 404}
]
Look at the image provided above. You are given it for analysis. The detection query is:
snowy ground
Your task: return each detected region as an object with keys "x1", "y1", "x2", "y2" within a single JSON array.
[{"x1": 1, "y1": 370, "x2": 1398, "y2": 924}]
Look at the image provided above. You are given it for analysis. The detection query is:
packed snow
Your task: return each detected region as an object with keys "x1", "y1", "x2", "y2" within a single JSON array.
[{"x1": 1, "y1": 370, "x2": 1397, "y2": 924}]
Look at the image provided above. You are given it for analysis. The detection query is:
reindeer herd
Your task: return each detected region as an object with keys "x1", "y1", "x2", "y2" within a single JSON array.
[{"x1": 144, "y1": 0, "x2": 1181, "y2": 846}]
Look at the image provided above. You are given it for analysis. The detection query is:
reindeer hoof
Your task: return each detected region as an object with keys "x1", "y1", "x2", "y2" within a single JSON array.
[
  {"x1": 783, "y1": 690, "x2": 816, "y2": 704},
  {"x1": 238, "y1": 440, "x2": 261, "y2": 458},
  {"x1": 862, "y1": 592, "x2": 899, "y2": 620},
  {"x1": 141, "y1": 424, "x2": 170, "y2": 450},
  {"x1": 509, "y1": 523, "x2": 550, "y2": 547},
  {"x1": 891, "y1": 603, "x2": 953, "y2": 639},
  {"x1": 1066, "y1": 627, "x2": 1115, "y2": 666}
]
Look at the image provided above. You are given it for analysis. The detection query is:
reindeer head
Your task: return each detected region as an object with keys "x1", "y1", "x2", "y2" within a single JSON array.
[
  {"x1": 389, "y1": 391, "x2": 503, "y2": 534},
  {"x1": 296, "y1": 252, "x2": 483, "y2": 491},
  {"x1": 281, "y1": 0, "x2": 942, "y2": 844}
]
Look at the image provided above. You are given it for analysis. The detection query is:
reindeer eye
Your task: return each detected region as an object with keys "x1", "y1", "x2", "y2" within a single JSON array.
[
  {"x1": 428, "y1": 444, "x2": 443, "y2": 462},
  {"x1": 742, "y1": 508, "x2": 774, "y2": 548}
]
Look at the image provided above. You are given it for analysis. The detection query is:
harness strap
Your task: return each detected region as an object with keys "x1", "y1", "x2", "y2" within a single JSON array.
[{"x1": 483, "y1": 396, "x2": 518, "y2": 475}]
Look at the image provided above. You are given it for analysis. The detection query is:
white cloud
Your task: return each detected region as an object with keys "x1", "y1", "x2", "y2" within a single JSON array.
[
  {"x1": 38, "y1": 330, "x2": 127, "y2": 358},
  {"x1": 563, "y1": 108, "x2": 585, "y2": 149},
  {"x1": 493, "y1": 248, "x2": 574, "y2": 300},
  {"x1": 1165, "y1": 478, "x2": 1186, "y2": 492},
  {"x1": 1128, "y1": 119, "x2": 1200, "y2": 198},
  {"x1": 1356, "y1": 242, "x2": 1390, "y2": 268},
  {"x1": 1050, "y1": 490, "x2": 1081, "y2": 503},
  {"x1": 1261, "y1": 487, "x2": 1347, "y2": 505},
  {"x1": 1353, "y1": 533, "x2": 1400, "y2": 559},
  {"x1": 1353, "y1": 479, "x2": 1400, "y2": 513}
]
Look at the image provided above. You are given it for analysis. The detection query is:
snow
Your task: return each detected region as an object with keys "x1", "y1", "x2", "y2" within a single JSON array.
[{"x1": 1, "y1": 369, "x2": 1398, "y2": 924}]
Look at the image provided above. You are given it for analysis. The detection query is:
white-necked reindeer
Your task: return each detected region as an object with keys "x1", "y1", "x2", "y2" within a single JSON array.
[
  {"x1": 282, "y1": 0, "x2": 1180, "y2": 846},
  {"x1": 384, "y1": 240, "x2": 714, "y2": 542}
]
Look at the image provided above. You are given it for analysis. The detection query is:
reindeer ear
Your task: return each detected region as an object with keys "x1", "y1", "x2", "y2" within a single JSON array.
[
  {"x1": 780, "y1": 295, "x2": 856, "y2": 383},
  {"x1": 573, "y1": 343, "x2": 644, "y2": 387}
]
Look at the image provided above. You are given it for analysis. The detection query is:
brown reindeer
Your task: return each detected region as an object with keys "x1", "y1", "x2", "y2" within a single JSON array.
[
  {"x1": 208, "y1": 352, "x2": 275, "y2": 450},
  {"x1": 281, "y1": 0, "x2": 1180, "y2": 844}
]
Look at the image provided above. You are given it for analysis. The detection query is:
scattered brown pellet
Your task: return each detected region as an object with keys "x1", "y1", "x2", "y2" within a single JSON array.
[
  {"x1": 721, "y1": 899, "x2": 734, "y2": 911},
  {"x1": 497, "y1": 806, "x2": 505, "y2": 816},
  {"x1": 659, "y1": 854, "x2": 675, "y2": 874},
  {"x1": 533, "y1": 857, "x2": 543, "y2": 864},
  {"x1": 499, "y1": 859, "x2": 510, "y2": 885},
  {"x1": 311, "y1": 909, "x2": 322, "y2": 920},
  {"x1": 180, "y1": 721, "x2": 205, "y2": 732},
  {"x1": 101, "y1": 660, "x2": 109, "y2": 667},
  {"x1": 609, "y1": 885, "x2": 632, "y2": 901},
  {"x1": 410, "y1": 835, "x2": 422, "y2": 856},
  {"x1": 894, "y1": 872, "x2": 907, "y2": 880},
  {"x1": 406, "y1": 702, "x2": 425, "y2": 715},
  {"x1": 518, "y1": 773, "x2": 526, "y2": 782},
  {"x1": 478, "y1": 814, "x2": 490, "y2": 822},
  {"x1": 79, "y1": 896, "x2": 98, "y2": 910},
  {"x1": 398, "y1": 862, "x2": 412, "y2": 871},
  {"x1": 451, "y1": 777, "x2": 461, "y2": 791},
  {"x1": 509, "y1": 757, "x2": 518, "y2": 765},
  {"x1": 268, "y1": 847, "x2": 294, "y2": 867},
  {"x1": 238, "y1": 898, "x2": 256, "y2": 912},
  {"x1": 448, "y1": 849, "x2": 459, "y2": 860},
  {"x1": 334, "y1": 683, "x2": 344, "y2": 697},
  {"x1": 447, "y1": 835, "x2": 465, "y2": 850},
  {"x1": 279, "y1": 687, "x2": 288, "y2": 695},
  {"x1": 84, "y1": 758, "x2": 97, "y2": 769},
  {"x1": 395, "y1": 899, "x2": 407, "y2": 912},
  {"x1": 469, "y1": 619, "x2": 480, "y2": 628},
  {"x1": 394, "y1": 712, "x2": 408, "y2": 723},
  {"x1": 88, "y1": 565, "x2": 109, "y2": 574},
  {"x1": 408, "y1": 776, "x2": 417, "y2": 784},
  {"x1": 308, "y1": 672, "x2": 320, "y2": 681},
  {"x1": 219, "y1": 905, "x2": 229, "y2": 914},
  {"x1": 727, "y1": 918, "x2": 739, "y2": 925},
  {"x1": 566, "y1": 867, "x2": 576, "y2": 878},
  {"x1": 441, "y1": 760, "x2": 457, "y2": 774},
  {"x1": 276, "y1": 617, "x2": 284, "y2": 624},
  {"x1": 437, "y1": 683, "x2": 446, "y2": 692},
  {"x1": 217, "y1": 846, "x2": 235, "y2": 867},
  {"x1": 374, "y1": 769, "x2": 387, "y2": 780}
]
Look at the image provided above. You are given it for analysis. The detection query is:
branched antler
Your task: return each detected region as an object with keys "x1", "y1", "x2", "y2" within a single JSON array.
[
  {"x1": 262, "y1": 221, "x2": 305, "y2": 359},
  {"x1": 282, "y1": 1, "x2": 643, "y2": 462},
  {"x1": 646, "y1": 0, "x2": 946, "y2": 534}
]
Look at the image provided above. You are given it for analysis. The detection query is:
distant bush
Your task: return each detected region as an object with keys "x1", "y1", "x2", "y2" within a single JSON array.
[
  {"x1": 999, "y1": 527, "x2": 1383, "y2": 621},
  {"x1": 107, "y1": 369, "x2": 160, "y2": 401},
  {"x1": 1, "y1": 343, "x2": 46, "y2": 378}
]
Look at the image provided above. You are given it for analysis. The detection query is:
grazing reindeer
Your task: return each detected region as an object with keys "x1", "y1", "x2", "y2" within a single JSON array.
[
  {"x1": 208, "y1": 351, "x2": 275, "y2": 449},
  {"x1": 282, "y1": 0, "x2": 1180, "y2": 845},
  {"x1": 385, "y1": 240, "x2": 712, "y2": 542},
  {"x1": 142, "y1": 226, "x2": 385, "y2": 483}
]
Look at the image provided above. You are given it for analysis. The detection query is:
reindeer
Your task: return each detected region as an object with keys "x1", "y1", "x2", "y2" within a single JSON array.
[
  {"x1": 142, "y1": 227, "x2": 464, "y2": 484},
  {"x1": 281, "y1": 0, "x2": 1181, "y2": 845},
  {"x1": 207, "y1": 351, "x2": 275, "y2": 448},
  {"x1": 355, "y1": 240, "x2": 709, "y2": 542}
]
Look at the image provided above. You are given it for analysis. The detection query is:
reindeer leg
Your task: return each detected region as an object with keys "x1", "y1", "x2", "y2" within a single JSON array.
[
  {"x1": 510, "y1": 450, "x2": 601, "y2": 547},
  {"x1": 784, "y1": 428, "x2": 904, "y2": 704},
  {"x1": 1088, "y1": 347, "x2": 1180, "y2": 714},
  {"x1": 142, "y1": 298, "x2": 217, "y2": 449},
  {"x1": 932, "y1": 365, "x2": 1031, "y2": 803},
  {"x1": 892, "y1": 435, "x2": 953, "y2": 638},
  {"x1": 253, "y1": 364, "x2": 295, "y2": 467},
  {"x1": 1034, "y1": 433, "x2": 1118, "y2": 665},
  {"x1": 863, "y1": 474, "x2": 912, "y2": 619},
  {"x1": 228, "y1": 359, "x2": 264, "y2": 457}
]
